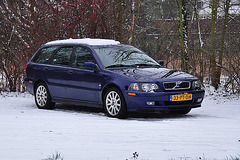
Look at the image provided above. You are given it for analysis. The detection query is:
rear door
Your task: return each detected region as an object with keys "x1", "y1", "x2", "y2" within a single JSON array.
[
  {"x1": 45, "y1": 46, "x2": 74, "y2": 99},
  {"x1": 29, "y1": 46, "x2": 59, "y2": 94},
  {"x1": 67, "y1": 46, "x2": 100, "y2": 102}
]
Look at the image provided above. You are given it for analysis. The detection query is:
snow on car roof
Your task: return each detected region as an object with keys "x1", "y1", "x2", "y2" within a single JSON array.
[{"x1": 45, "y1": 38, "x2": 121, "y2": 46}]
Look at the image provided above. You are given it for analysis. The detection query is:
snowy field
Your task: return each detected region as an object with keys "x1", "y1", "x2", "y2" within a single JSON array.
[{"x1": 0, "y1": 91, "x2": 239, "y2": 160}]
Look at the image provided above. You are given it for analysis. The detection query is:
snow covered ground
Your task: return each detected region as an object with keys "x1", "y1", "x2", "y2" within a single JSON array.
[{"x1": 0, "y1": 91, "x2": 239, "y2": 160}]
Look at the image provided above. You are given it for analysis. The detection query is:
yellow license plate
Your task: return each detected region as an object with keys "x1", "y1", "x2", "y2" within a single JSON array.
[{"x1": 170, "y1": 94, "x2": 192, "y2": 101}]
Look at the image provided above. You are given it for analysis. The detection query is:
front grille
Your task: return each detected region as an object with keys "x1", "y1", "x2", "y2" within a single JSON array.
[{"x1": 163, "y1": 81, "x2": 190, "y2": 90}]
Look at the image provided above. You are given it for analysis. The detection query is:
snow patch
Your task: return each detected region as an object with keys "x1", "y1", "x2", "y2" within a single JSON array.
[
  {"x1": 45, "y1": 38, "x2": 121, "y2": 46},
  {"x1": 0, "y1": 92, "x2": 239, "y2": 160}
]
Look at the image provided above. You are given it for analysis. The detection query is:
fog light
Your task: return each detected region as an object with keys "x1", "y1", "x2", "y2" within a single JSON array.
[
  {"x1": 146, "y1": 101, "x2": 155, "y2": 106},
  {"x1": 197, "y1": 98, "x2": 203, "y2": 103}
]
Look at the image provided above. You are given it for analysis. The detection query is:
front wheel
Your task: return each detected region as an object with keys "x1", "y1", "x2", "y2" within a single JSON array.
[
  {"x1": 35, "y1": 82, "x2": 55, "y2": 109},
  {"x1": 103, "y1": 87, "x2": 127, "y2": 119}
]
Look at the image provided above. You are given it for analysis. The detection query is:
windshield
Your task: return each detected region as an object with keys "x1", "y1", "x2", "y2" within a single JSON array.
[{"x1": 94, "y1": 46, "x2": 160, "y2": 68}]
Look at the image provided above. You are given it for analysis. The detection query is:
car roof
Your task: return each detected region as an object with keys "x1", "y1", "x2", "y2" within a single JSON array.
[{"x1": 45, "y1": 38, "x2": 121, "y2": 46}]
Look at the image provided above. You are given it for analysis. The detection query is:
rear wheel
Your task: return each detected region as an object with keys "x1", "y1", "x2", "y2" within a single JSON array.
[
  {"x1": 170, "y1": 109, "x2": 191, "y2": 115},
  {"x1": 35, "y1": 82, "x2": 55, "y2": 109},
  {"x1": 103, "y1": 87, "x2": 127, "y2": 119}
]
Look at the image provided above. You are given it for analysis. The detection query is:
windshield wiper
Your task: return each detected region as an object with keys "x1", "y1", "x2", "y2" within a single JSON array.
[
  {"x1": 105, "y1": 64, "x2": 131, "y2": 68},
  {"x1": 130, "y1": 63, "x2": 160, "y2": 68},
  {"x1": 161, "y1": 69, "x2": 178, "y2": 78},
  {"x1": 105, "y1": 63, "x2": 160, "y2": 68}
]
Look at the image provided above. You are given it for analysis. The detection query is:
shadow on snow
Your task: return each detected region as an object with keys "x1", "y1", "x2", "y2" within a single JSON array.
[{"x1": 53, "y1": 103, "x2": 199, "y2": 120}]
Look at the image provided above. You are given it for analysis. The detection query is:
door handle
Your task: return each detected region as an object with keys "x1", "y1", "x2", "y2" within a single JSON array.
[
  {"x1": 68, "y1": 70, "x2": 73, "y2": 74},
  {"x1": 44, "y1": 67, "x2": 48, "y2": 71}
]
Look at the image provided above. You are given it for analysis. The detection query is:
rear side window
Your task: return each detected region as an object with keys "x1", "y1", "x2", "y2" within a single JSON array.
[
  {"x1": 32, "y1": 46, "x2": 58, "y2": 64},
  {"x1": 72, "y1": 47, "x2": 96, "y2": 69},
  {"x1": 51, "y1": 47, "x2": 73, "y2": 66}
]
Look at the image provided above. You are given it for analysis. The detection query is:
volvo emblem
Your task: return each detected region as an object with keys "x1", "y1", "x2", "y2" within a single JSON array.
[{"x1": 174, "y1": 81, "x2": 182, "y2": 88}]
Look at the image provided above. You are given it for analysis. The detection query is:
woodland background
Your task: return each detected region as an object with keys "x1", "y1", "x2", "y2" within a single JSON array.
[{"x1": 0, "y1": 0, "x2": 239, "y2": 94}]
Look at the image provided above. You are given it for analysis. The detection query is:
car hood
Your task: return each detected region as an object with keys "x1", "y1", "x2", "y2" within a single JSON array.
[{"x1": 109, "y1": 67, "x2": 196, "y2": 81}]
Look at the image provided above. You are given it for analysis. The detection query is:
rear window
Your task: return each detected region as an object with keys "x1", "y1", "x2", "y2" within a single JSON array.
[{"x1": 32, "y1": 46, "x2": 58, "y2": 64}]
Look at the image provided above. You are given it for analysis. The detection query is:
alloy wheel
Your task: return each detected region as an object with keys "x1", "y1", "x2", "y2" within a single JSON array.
[
  {"x1": 36, "y1": 85, "x2": 48, "y2": 107},
  {"x1": 105, "y1": 91, "x2": 121, "y2": 116}
]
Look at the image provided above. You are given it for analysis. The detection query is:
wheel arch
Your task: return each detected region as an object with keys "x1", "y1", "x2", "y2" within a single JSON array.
[
  {"x1": 34, "y1": 79, "x2": 48, "y2": 94},
  {"x1": 34, "y1": 79, "x2": 55, "y2": 109},
  {"x1": 102, "y1": 83, "x2": 128, "y2": 118},
  {"x1": 101, "y1": 83, "x2": 125, "y2": 104}
]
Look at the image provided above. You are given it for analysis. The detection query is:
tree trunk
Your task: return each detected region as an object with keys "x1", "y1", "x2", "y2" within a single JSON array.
[
  {"x1": 215, "y1": 0, "x2": 230, "y2": 89},
  {"x1": 210, "y1": 0, "x2": 218, "y2": 89},
  {"x1": 194, "y1": 0, "x2": 204, "y2": 83},
  {"x1": 117, "y1": 0, "x2": 124, "y2": 42},
  {"x1": 129, "y1": 0, "x2": 140, "y2": 46},
  {"x1": 179, "y1": 0, "x2": 189, "y2": 73},
  {"x1": 1, "y1": 60, "x2": 16, "y2": 92}
]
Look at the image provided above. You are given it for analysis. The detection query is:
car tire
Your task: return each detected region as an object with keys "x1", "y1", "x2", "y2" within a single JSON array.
[
  {"x1": 171, "y1": 109, "x2": 191, "y2": 115},
  {"x1": 35, "y1": 82, "x2": 55, "y2": 109},
  {"x1": 103, "y1": 87, "x2": 127, "y2": 119}
]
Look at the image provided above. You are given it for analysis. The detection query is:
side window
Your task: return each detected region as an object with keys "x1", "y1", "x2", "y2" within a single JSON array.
[
  {"x1": 32, "y1": 46, "x2": 58, "y2": 64},
  {"x1": 72, "y1": 47, "x2": 96, "y2": 69},
  {"x1": 51, "y1": 47, "x2": 73, "y2": 66}
]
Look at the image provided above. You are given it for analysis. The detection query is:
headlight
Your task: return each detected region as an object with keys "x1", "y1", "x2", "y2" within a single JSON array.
[
  {"x1": 192, "y1": 80, "x2": 201, "y2": 90},
  {"x1": 128, "y1": 83, "x2": 159, "y2": 92}
]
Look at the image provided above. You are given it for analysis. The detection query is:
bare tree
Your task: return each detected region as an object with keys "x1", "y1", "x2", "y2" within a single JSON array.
[
  {"x1": 116, "y1": 0, "x2": 125, "y2": 42},
  {"x1": 215, "y1": 0, "x2": 231, "y2": 89},
  {"x1": 129, "y1": 0, "x2": 140, "y2": 46},
  {"x1": 179, "y1": 0, "x2": 189, "y2": 73},
  {"x1": 194, "y1": 0, "x2": 204, "y2": 82},
  {"x1": 210, "y1": 0, "x2": 219, "y2": 89},
  {"x1": 0, "y1": 0, "x2": 117, "y2": 92}
]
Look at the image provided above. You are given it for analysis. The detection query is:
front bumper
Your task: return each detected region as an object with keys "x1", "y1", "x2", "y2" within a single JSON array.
[{"x1": 123, "y1": 90, "x2": 205, "y2": 112}]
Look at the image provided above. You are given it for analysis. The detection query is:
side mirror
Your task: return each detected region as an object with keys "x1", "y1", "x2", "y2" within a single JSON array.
[
  {"x1": 158, "y1": 60, "x2": 164, "y2": 67},
  {"x1": 84, "y1": 62, "x2": 98, "y2": 71}
]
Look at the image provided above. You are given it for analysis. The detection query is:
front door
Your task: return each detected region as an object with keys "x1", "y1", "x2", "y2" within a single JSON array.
[{"x1": 67, "y1": 46, "x2": 100, "y2": 102}]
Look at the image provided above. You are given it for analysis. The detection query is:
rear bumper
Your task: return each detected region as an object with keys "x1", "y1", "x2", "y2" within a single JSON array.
[
  {"x1": 123, "y1": 89, "x2": 205, "y2": 112},
  {"x1": 24, "y1": 78, "x2": 34, "y2": 95}
]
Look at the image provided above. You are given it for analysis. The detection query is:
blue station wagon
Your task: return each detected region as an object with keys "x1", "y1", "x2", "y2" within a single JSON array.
[{"x1": 25, "y1": 38, "x2": 205, "y2": 118}]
